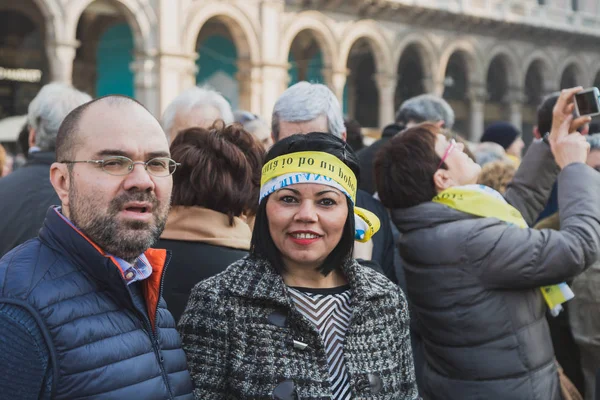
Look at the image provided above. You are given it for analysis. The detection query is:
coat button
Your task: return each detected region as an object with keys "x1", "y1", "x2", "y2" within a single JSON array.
[
  {"x1": 367, "y1": 373, "x2": 383, "y2": 394},
  {"x1": 272, "y1": 379, "x2": 297, "y2": 400},
  {"x1": 267, "y1": 311, "x2": 287, "y2": 327}
]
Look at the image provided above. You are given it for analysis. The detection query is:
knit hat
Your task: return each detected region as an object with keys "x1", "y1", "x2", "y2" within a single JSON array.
[{"x1": 480, "y1": 122, "x2": 520, "y2": 149}]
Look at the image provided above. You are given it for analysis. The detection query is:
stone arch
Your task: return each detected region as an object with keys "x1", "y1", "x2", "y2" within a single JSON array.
[
  {"x1": 521, "y1": 51, "x2": 555, "y2": 91},
  {"x1": 65, "y1": 0, "x2": 156, "y2": 54},
  {"x1": 279, "y1": 11, "x2": 337, "y2": 70},
  {"x1": 0, "y1": 0, "x2": 61, "y2": 61},
  {"x1": 438, "y1": 38, "x2": 484, "y2": 90},
  {"x1": 523, "y1": 58, "x2": 551, "y2": 102},
  {"x1": 558, "y1": 56, "x2": 589, "y2": 89},
  {"x1": 484, "y1": 45, "x2": 521, "y2": 91},
  {"x1": 28, "y1": 0, "x2": 61, "y2": 43},
  {"x1": 181, "y1": 2, "x2": 260, "y2": 64},
  {"x1": 393, "y1": 32, "x2": 438, "y2": 89},
  {"x1": 338, "y1": 21, "x2": 392, "y2": 75}
]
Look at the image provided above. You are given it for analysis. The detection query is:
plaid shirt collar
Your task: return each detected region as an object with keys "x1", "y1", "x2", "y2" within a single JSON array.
[{"x1": 54, "y1": 207, "x2": 153, "y2": 285}]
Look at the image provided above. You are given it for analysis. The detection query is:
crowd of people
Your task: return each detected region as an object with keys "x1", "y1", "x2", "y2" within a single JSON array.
[{"x1": 0, "y1": 78, "x2": 599, "y2": 400}]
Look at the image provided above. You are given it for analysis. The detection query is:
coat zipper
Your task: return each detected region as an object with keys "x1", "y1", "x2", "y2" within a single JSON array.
[
  {"x1": 121, "y1": 253, "x2": 175, "y2": 400},
  {"x1": 154, "y1": 251, "x2": 174, "y2": 399}
]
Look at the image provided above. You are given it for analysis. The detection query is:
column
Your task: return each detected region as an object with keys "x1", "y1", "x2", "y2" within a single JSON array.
[
  {"x1": 155, "y1": 0, "x2": 198, "y2": 116},
  {"x1": 237, "y1": 60, "x2": 263, "y2": 115},
  {"x1": 374, "y1": 73, "x2": 397, "y2": 128},
  {"x1": 423, "y1": 76, "x2": 444, "y2": 96},
  {"x1": 505, "y1": 88, "x2": 525, "y2": 130},
  {"x1": 322, "y1": 68, "x2": 348, "y2": 107},
  {"x1": 47, "y1": 41, "x2": 78, "y2": 84},
  {"x1": 261, "y1": 63, "x2": 289, "y2": 120},
  {"x1": 131, "y1": 54, "x2": 164, "y2": 117},
  {"x1": 260, "y1": 0, "x2": 287, "y2": 121},
  {"x1": 468, "y1": 83, "x2": 487, "y2": 142},
  {"x1": 154, "y1": 52, "x2": 198, "y2": 116}
]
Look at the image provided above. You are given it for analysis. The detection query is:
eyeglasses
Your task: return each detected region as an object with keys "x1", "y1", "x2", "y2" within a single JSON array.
[
  {"x1": 437, "y1": 138, "x2": 456, "y2": 169},
  {"x1": 59, "y1": 156, "x2": 181, "y2": 177}
]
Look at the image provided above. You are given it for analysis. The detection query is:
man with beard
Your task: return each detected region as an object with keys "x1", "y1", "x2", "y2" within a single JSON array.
[{"x1": 0, "y1": 95, "x2": 194, "y2": 400}]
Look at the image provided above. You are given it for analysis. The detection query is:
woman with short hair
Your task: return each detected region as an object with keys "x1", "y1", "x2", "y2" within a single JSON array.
[
  {"x1": 568, "y1": 133, "x2": 600, "y2": 400},
  {"x1": 374, "y1": 88, "x2": 600, "y2": 400},
  {"x1": 179, "y1": 132, "x2": 419, "y2": 399},
  {"x1": 156, "y1": 121, "x2": 264, "y2": 322}
]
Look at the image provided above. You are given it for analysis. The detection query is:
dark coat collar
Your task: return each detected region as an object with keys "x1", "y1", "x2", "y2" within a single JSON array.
[
  {"x1": 38, "y1": 207, "x2": 124, "y2": 286},
  {"x1": 226, "y1": 256, "x2": 389, "y2": 309},
  {"x1": 38, "y1": 207, "x2": 169, "y2": 290},
  {"x1": 26, "y1": 151, "x2": 56, "y2": 166}
]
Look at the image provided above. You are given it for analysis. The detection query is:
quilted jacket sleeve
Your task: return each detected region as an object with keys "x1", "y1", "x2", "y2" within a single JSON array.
[
  {"x1": 504, "y1": 140, "x2": 560, "y2": 226},
  {"x1": 467, "y1": 163, "x2": 600, "y2": 290},
  {"x1": 0, "y1": 302, "x2": 53, "y2": 400},
  {"x1": 178, "y1": 282, "x2": 231, "y2": 400}
]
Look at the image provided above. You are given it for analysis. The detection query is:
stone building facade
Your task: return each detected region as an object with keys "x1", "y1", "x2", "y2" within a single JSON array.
[{"x1": 2, "y1": 0, "x2": 600, "y2": 144}]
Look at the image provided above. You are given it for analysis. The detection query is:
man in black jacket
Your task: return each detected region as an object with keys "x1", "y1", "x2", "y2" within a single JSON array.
[
  {"x1": 357, "y1": 94, "x2": 455, "y2": 195},
  {"x1": 0, "y1": 83, "x2": 91, "y2": 257},
  {"x1": 270, "y1": 81, "x2": 397, "y2": 283}
]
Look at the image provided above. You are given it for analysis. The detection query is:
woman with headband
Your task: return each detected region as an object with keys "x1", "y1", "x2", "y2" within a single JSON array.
[{"x1": 179, "y1": 132, "x2": 420, "y2": 399}]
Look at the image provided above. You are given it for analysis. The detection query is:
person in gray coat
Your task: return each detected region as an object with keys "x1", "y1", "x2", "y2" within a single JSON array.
[{"x1": 374, "y1": 87, "x2": 600, "y2": 400}]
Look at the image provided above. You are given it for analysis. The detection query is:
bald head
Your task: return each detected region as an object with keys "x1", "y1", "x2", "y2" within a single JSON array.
[{"x1": 56, "y1": 95, "x2": 160, "y2": 162}]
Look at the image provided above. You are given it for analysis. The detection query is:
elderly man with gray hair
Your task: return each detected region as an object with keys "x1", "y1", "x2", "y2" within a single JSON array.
[
  {"x1": 271, "y1": 81, "x2": 347, "y2": 142},
  {"x1": 270, "y1": 81, "x2": 398, "y2": 285},
  {"x1": 161, "y1": 86, "x2": 234, "y2": 140},
  {"x1": 358, "y1": 93, "x2": 455, "y2": 194},
  {"x1": 0, "y1": 82, "x2": 91, "y2": 257}
]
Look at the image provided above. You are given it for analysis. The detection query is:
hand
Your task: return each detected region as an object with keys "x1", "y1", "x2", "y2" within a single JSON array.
[
  {"x1": 353, "y1": 239, "x2": 374, "y2": 261},
  {"x1": 549, "y1": 87, "x2": 591, "y2": 169}
]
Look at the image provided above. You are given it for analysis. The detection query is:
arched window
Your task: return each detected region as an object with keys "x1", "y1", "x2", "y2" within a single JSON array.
[{"x1": 345, "y1": 39, "x2": 379, "y2": 128}]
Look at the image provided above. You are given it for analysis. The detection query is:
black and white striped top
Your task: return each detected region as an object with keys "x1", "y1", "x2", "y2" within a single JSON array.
[{"x1": 288, "y1": 285, "x2": 353, "y2": 400}]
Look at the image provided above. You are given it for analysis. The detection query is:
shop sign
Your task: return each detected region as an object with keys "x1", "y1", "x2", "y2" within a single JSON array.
[{"x1": 0, "y1": 66, "x2": 42, "y2": 83}]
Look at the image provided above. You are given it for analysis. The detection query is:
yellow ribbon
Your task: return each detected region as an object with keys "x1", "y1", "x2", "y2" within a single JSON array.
[
  {"x1": 261, "y1": 152, "x2": 357, "y2": 203},
  {"x1": 433, "y1": 185, "x2": 574, "y2": 312},
  {"x1": 260, "y1": 151, "x2": 379, "y2": 242}
]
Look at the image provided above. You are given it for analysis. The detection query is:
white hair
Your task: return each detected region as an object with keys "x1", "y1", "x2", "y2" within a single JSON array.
[
  {"x1": 27, "y1": 82, "x2": 92, "y2": 151},
  {"x1": 395, "y1": 94, "x2": 455, "y2": 129},
  {"x1": 271, "y1": 81, "x2": 345, "y2": 140},
  {"x1": 161, "y1": 86, "x2": 234, "y2": 137}
]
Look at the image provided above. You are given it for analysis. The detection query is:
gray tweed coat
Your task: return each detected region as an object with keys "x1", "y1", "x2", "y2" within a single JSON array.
[{"x1": 178, "y1": 257, "x2": 420, "y2": 400}]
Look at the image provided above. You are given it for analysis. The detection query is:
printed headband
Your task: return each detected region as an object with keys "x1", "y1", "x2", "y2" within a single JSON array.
[{"x1": 259, "y1": 151, "x2": 380, "y2": 242}]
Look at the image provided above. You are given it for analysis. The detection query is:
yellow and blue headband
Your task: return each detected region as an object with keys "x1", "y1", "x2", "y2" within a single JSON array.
[{"x1": 260, "y1": 151, "x2": 380, "y2": 242}]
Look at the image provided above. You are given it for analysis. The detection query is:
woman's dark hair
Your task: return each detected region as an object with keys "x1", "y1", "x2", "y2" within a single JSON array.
[
  {"x1": 375, "y1": 123, "x2": 444, "y2": 209},
  {"x1": 170, "y1": 120, "x2": 265, "y2": 224},
  {"x1": 250, "y1": 132, "x2": 359, "y2": 276}
]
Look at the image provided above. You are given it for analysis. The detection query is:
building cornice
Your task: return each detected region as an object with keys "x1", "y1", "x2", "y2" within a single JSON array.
[{"x1": 288, "y1": 0, "x2": 600, "y2": 47}]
